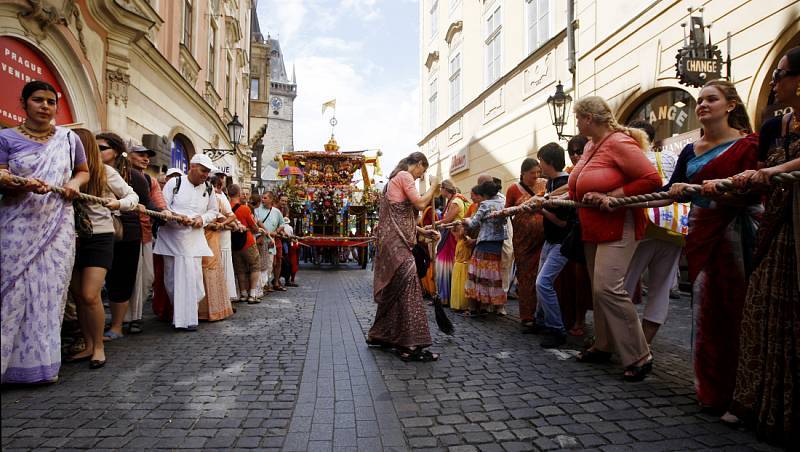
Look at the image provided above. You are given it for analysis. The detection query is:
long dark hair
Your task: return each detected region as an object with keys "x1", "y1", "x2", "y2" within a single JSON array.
[
  {"x1": 388, "y1": 151, "x2": 429, "y2": 180},
  {"x1": 96, "y1": 132, "x2": 132, "y2": 183}
]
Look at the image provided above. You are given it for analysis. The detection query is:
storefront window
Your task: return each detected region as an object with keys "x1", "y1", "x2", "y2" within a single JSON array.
[
  {"x1": 171, "y1": 137, "x2": 190, "y2": 173},
  {"x1": 627, "y1": 89, "x2": 700, "y2": 142}
]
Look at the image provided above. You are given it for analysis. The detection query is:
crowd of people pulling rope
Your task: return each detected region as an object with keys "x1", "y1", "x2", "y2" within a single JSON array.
[
  {"x1": 366, "y1": 47, "x2": 800, "y2": 449},
  {"x1": 1, "y1": 46, "x2": 798, "y2": 450}
]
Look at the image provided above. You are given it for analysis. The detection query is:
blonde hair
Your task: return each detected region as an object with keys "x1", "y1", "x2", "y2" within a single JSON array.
[
  {"x1": 573, "y1": 96, "x2": 649, "y2": 150},
  {"x1": 701, "y1": 79, "x2": 752, "y2": 134}
]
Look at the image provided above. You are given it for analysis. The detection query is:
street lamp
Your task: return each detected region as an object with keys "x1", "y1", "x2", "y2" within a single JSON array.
[
  {"x1": 547, "y1": 81, "x2": 573, "y2": 140},
  {"x1": 204, "y1": 113, "x2": 245, "y2": 161}
]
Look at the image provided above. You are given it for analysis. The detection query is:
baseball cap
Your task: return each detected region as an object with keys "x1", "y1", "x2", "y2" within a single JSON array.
[
  {"x1": 166, "y1": 168, "x2": 185, "y2": 177},
  {"x1": 189, "y1": 153, "x2": 219, "y2": 172},
  {"x1": 129, "y1": 144, "x2": 156, "y2": 157}
]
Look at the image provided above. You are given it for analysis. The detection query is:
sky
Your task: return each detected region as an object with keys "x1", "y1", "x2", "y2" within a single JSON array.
[{"x1": 255, "y1": 0, "x2": 420, "y2": 181}]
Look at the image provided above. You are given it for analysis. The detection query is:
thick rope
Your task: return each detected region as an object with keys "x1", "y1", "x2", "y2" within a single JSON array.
[{"x1": 479, "y1": 170, "x2": 800, "y2": 220}]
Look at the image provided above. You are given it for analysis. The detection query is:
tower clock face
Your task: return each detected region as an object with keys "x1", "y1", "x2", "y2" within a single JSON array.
[{"x1": 271, "y1": 97, "x2": 283, "y2": 111}]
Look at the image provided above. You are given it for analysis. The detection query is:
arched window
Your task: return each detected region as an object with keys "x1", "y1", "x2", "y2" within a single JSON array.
[
  {"x1": 627, "y1": 89, "x2": 701, "y2": 142},
  {"x1": 171, "y1": 134, "x2": 194, "y2": 173}
]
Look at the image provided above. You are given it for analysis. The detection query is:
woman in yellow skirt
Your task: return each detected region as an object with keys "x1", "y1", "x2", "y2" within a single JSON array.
[{"x1": 449, "y1": 223, "x2": 473, "y2": 311}]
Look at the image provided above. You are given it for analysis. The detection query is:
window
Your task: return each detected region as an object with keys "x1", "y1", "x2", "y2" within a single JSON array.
[
  {"x1": 526, "y1": 0, "x2": 551, "y2": 53},
  {"x1": 485, "y1": 5, "x2": 502, "y2": 85},
  {"x1": 183, "y1": 0, "x2": 193, "y2": 52},
  {"x1": 208, "y1": 22, "x2": 217, "y2": 83},
  {"x1": 251, "y1": 78, "x2": 259, "y2": 100},
  {"x1": 430, "y1": 0, "x2": 439, "y2": 39},
  {"x1": 225, "y1": 54, "x2": 232, "y2": 109},
  {"x1": 429, "y1": 78, "x2": 438, "y2": 130},
  {"x1": 449, "y1": 52, "x2": 461, "y2": 115}
]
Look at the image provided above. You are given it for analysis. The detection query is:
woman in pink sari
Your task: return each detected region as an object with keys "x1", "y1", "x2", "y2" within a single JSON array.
[
  {"x1": 367, "y1": 152, "x2": 440, "y2": 361},
  {"x1": 0, "y1": 81, "x2": 89, "y2": 384},
  {"x1": 667, "y1": 80, "x2": 760, "y2": 414}
]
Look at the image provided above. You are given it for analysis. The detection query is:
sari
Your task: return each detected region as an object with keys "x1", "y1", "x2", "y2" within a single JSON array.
[
  {"x1": 683, "y1": 134, "x2": 760, "y2": 412},
  {"x1": 507, "y1": 180, "x2": 547, "y2": 321},
  {"x1": 198, "y1": 225, "x2": 234, "y2": 322},
  {"x1": 1, "y1": 127, "x2": 76, "y2": 383},
  {"x1": 368, "y1": 195, "x2": 431, "y2": 349},
  {"x1": 435, "y1": 194, "x2": 469, "y2": 304},
  {"x1": 731, "y1": 120, "x2": 799, "y2": 445},
  {"x1": 418, "y1": 206, "x2": 438, "y2": 298}
]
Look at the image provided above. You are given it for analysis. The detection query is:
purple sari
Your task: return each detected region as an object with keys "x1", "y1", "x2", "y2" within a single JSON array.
[{"x1": 1, "y1": 127, "x2": 76, "y2": 384}]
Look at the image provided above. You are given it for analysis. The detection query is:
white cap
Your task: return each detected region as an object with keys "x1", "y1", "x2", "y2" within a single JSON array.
[
  {"x1": 189, "y1": 153, "x2": 219, "y2": 172},
  {"x1": 166, "y1": 167, "x2": 184, "y2": 177}
]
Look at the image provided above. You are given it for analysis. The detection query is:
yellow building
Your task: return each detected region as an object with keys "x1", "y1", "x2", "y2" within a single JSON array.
[
  {"x1": 1, "y1": 0, "x2": 254, "y2": 183},
  {"x1": 419, "y1": 0, "x2": 800, "y2": 191}
]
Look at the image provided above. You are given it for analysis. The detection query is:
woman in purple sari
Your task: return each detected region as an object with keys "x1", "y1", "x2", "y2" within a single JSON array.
[
  {"x1": 0, "y1": 81, "x2": 89, "y2": 384},
  {"x1": 367, "y1": 152, "x2": 441, "y2": 361}
]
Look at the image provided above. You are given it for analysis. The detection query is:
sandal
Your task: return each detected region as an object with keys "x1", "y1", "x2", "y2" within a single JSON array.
[
  {"x1": 103, "y1": 330, "x2": 124, "y2": 342},
  {"x1": 575, "y1": 348, "x2": 612, "y2": 363},
  {"x1": 568, "y1": 326, "x2": 585, "y2": 337},
  {"x1": 129, "y1": 321, "x2": 143, "y2": 334},
  {"x1": 623, "y1": 356, "x2": 654, "y2": 382},
  {"x1": 398, "y1": 348, "x2": 439, "y2": 362},
  {"x1": 273, "y1": 286, "x2": 287, "y2": 292}
]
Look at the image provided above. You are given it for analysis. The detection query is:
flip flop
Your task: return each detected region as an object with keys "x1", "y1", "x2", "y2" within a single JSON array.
[
  {"x1": 568, "y1": 326, "x2": 585, "y2": 337},
  {"x1": 103, "y1": 330, "x2": 124, "y2": 341}
]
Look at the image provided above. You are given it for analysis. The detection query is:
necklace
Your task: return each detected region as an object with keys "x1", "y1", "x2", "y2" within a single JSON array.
[{"x1": 18, "y1": 122, "x2": 55, "y2": 141}]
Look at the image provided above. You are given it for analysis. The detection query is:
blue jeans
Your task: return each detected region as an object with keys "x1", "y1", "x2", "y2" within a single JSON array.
[{"x1": 535, "y1": 241, "x2": 569, "y2": 333}]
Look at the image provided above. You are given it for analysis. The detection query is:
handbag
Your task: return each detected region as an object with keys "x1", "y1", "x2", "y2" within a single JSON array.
[
  {"x1": 645, "y1": 152, "x2": 689, "y2": 246},
  {"x1": 112, "y1": 214, "x2": 124, "y2": 241},
  {"x1": 74, "y1": 200, "x2": 93, "y2": 239},
  {"x1": 412, "y1": 242, "x2": 430, "y2": 279}
]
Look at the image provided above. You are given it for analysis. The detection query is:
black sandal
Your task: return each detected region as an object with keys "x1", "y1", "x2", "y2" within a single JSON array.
[
  {"x1": 398, "y1": 348, "x2": 440, "y2": 362},
  {"x1": 623, "y1": 357, "x2": 653, "y2": 382},
  {"x1": 575, "y1": 348, "x2": 612, "y2": 363}
]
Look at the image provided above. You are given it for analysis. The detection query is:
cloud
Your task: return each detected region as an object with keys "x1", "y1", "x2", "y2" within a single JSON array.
[
  {"x1": 292, "y1": 56, "x2": 418, "y2": 175},
  {"x1": 257, "y1": 0, "x2": 307, "y2": 48}
]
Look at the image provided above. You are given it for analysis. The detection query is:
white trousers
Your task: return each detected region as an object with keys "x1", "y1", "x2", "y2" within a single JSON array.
[
  {"x1": 126, "y1": 242, "x2": 152, "y2": 322},
  {"x1": 163, "y1": 255, "x2": 204, "y2": 328},
  {"x1": 623, "y1": 237, "x2": 682, "y2": 324},
  {"x1": 259, "y1": 252, "x2": 275, "y2": 291},
  {"x1": 501, "y1": 218, "x2": 514, "y2": 292},
  {"x1": 220, "y1": 247, "x2": 237, "y2": 300}
]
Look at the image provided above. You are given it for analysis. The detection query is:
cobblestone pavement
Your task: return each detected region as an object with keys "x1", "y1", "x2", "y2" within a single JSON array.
[{"x1": 1, "y1": 266, "x2": 780, "y2": 451}]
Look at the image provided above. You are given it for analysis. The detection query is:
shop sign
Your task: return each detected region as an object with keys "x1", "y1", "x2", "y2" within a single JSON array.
[
  {"x1": 0, "y1": 36, "x2": 73, "y2": 127},
  {"x1": 675, "y1": 15, "x2": 725, "y2": 88},
  {"x1": 449, "y1": 146, "x2": 469, "y2": 175},
  {"x1": 653, "y1": 129, "x2": 702, "y2": 157}
]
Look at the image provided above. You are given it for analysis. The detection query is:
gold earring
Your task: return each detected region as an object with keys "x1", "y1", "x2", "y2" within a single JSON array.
[{"x1": 796, "y1": 83, "x2": 800, "y2": 96}]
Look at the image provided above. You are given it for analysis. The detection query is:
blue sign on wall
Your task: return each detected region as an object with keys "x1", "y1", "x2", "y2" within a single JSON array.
[{"x1": 171, "y1": 139, "x2": 189, "y2": 173}]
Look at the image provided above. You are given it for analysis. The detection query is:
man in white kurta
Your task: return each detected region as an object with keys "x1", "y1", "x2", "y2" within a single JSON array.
[{"x1": 154, "y1": 155, "x2": 219, "y2": 330}]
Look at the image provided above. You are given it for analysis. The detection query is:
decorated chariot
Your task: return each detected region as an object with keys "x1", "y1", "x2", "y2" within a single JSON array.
[{"x1": 276, "y1": 134, "x2": 381, "y2": 268}]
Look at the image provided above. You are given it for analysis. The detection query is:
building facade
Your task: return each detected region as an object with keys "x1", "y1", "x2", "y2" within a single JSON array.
[
  {"x1": 258, "y1": 36, "x2": 296, "y2": 185},
  {"x1": 248, "y1": 2, "x2": 270, "y2": 192},
  {"x1": 418, "y1": 0, "x2": 800, "y2": 191},
  {"x1": 1, "y1": 0, "x2": 254, "y2": 183}
]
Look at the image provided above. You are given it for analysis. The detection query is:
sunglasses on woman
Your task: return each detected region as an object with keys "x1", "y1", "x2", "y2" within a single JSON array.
[
  {"x1": 98, "y1": 144, "x2": 112, "y2": 151},
  {"x1": 772, "y1": 68, "x2": 800, "y2": 82}
]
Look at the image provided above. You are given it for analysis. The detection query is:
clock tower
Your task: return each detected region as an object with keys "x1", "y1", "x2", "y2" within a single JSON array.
[{"x1": 261, "y1": 36, "x2": 297, "y2": 183}]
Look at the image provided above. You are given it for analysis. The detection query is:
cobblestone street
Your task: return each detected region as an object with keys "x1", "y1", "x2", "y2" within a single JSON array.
[{"x1": 1, "y1": 266, "x2": 780, "y2": 451}]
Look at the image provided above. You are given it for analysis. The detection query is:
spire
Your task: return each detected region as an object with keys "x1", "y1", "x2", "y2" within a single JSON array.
[
  {"x1": 292, "y1": 64, "x2": 296, "y2": 83},
  {"x1": 250, "y1": 0, "x2": 264, "y2": 42}
]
